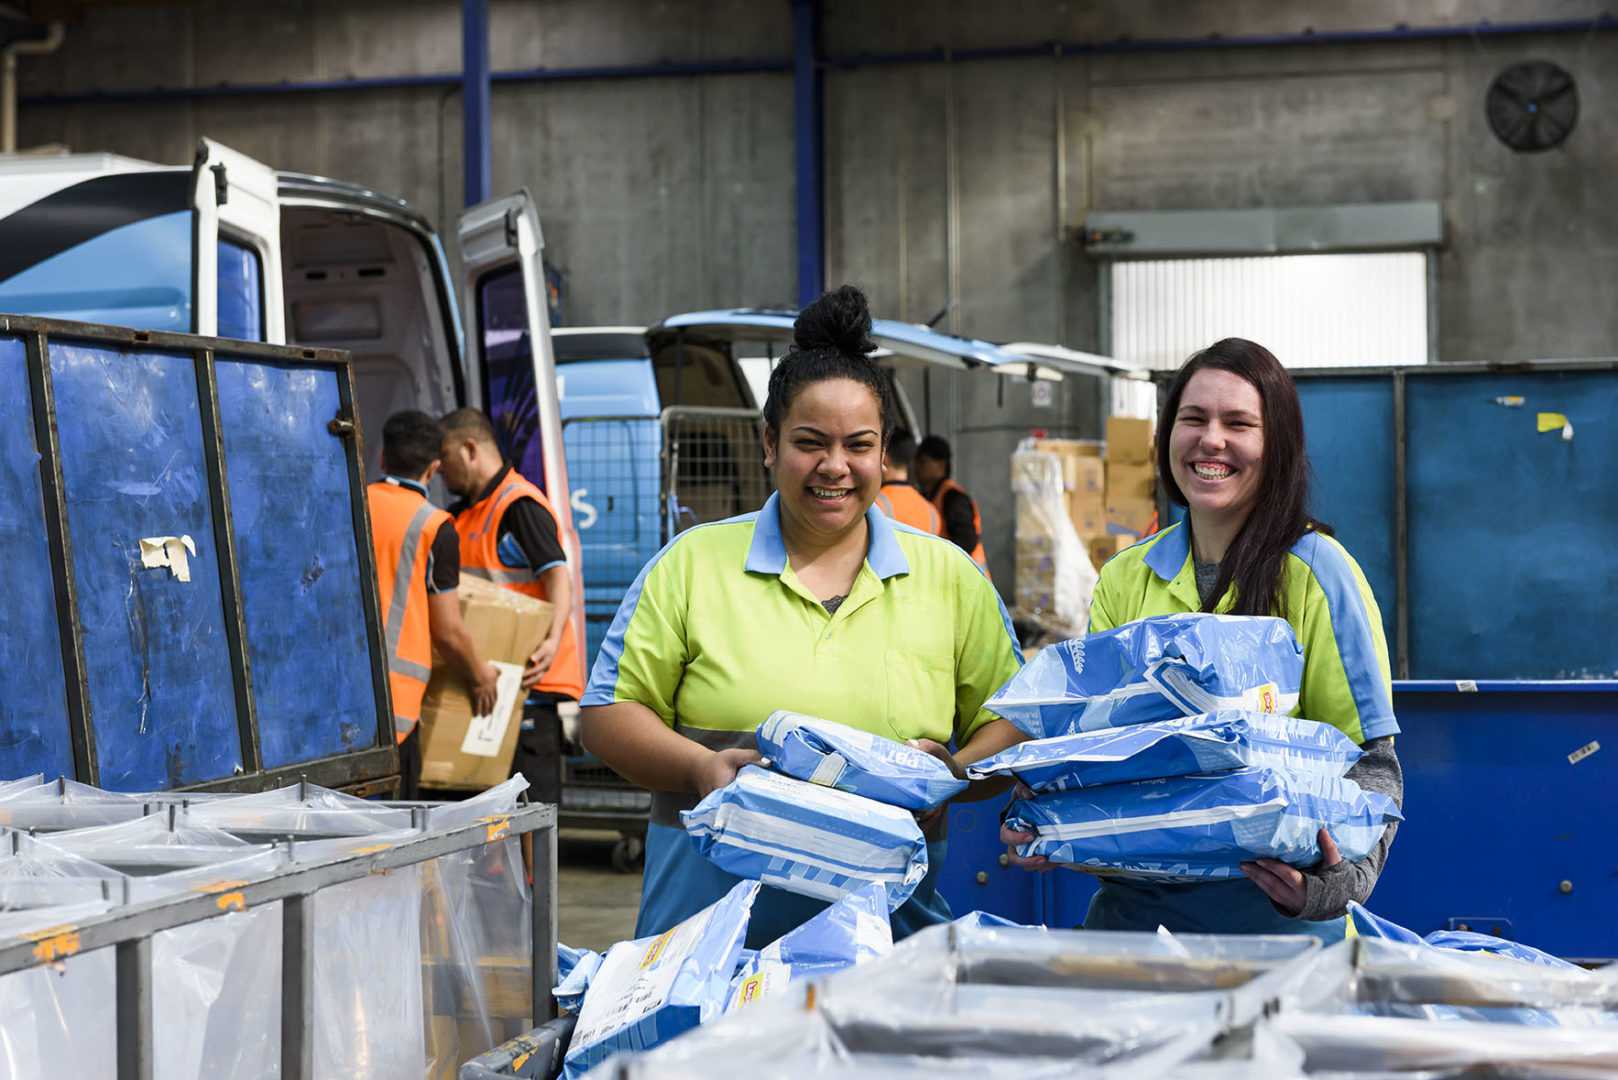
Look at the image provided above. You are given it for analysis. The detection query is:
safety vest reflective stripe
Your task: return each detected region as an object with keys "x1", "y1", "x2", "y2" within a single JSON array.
[
  {"x1": 877, "y1": 483, "x2": 942, "y2": 535},
  {"x1": 383, "y1": 501, "x2": 438, "y2": 676},
  {"x1": 368, "y1": 482, "x2": 451, "y2": 743}
]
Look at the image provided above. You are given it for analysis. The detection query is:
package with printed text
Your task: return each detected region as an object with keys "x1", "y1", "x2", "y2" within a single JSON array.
[
  {"x1": 756, "y1": 711, "x2": 968, "y2": 809},
  {"x1": 682, "y1": 766, "x2": 929, "y2": 910},
  {"x1": 723, "y1": 880, "x2": 892, "y2": 1012},
  {"x1": 985, "y1": 614, "x2": 1304, "y2": 739},
  {"x1": 562, "y1": 881, "x2": 759, "y2": 1078},
  {"x1": 968, "y1": 711, "x2": 1361, "y2": 793}
]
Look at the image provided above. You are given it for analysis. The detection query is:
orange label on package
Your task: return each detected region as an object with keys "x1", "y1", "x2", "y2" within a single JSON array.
[
  {"x1": 640, "y1": 929, "x2": 676, "y2": 970},
  {"x1": 736, "y1": 972, "x2": 767, "y2": 1007},
  {"x1": 480, "y1": 816, "x2": 512, "y2": 842}
]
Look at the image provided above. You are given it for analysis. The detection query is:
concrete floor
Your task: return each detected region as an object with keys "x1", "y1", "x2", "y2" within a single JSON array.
[{"x1": 557, "y1": 830, "x2": 644, "y2": 951}]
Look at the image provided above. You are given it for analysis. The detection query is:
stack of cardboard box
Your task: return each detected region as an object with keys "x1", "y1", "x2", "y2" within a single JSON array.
[
  {"x1": 1027, "y1": 417, "x2": 1156, "y2": 574},
  {"x1": 1103, "y1": 415, "x2": 1157, "y2": 549}
]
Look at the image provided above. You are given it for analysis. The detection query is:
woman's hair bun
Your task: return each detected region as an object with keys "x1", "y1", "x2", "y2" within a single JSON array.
[{"x1": 793, "y1": 284, "x2": 876, "y2": 358}]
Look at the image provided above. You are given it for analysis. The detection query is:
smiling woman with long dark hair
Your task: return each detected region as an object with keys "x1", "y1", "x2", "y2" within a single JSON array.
[{"x1": 1004, "y1": 337, "x2": 1404, "y2": 942}]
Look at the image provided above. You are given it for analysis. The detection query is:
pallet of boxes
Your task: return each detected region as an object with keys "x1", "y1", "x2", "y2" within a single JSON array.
[
  {"x1": 1098, "y1": 415, "x2": 1157, "y2": 567},
  {"x1": 1012, "y1": 439, "x2": 1098, "y2": 638}
]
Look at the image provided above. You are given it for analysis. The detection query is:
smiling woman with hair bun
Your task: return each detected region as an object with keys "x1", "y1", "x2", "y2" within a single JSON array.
[{"x1": 577, "y1": 285, "x2": 1027, "y2": 947}]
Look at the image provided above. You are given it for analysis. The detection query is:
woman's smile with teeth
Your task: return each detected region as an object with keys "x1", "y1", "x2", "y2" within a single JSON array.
[
  {"x1": 1192, "y1": 461, "x2": 1234, "y2": 480},
  {"x1": 810, "y1": 486, "x2": 850, "y2": 499}
]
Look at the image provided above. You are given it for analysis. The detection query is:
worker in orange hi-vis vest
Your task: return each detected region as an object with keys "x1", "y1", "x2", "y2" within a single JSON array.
[
  {"x1": 913, "y1": 435, "x2": 991, "y2": 578},
  {"x1": 367, "y1": 410, "x2": 500, "y2": 799},
  {"x1": 873, "y1": 430, "x2": 942, "y2": 535},
  {"x1": 439, "y1": 407, "x2": 581, "y2": 809}
]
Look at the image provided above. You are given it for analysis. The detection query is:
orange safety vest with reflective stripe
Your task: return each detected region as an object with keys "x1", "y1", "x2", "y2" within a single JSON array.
[
  {"x1": 875, "y1": 481, "x2": 942, "y2": 535},
  {"x1": 367, "y1": 480, "x2": 452, "y2": 743},
  {"x1": 455, "y1": 468, "x2": 585, "y2": 701},
  {"x1": 931, "y1": 477, "x2": 991, "y2": 578}
]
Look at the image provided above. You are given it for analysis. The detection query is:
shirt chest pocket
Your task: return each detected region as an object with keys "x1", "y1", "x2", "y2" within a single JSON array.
[{"x1": 884, "y1": 647, "x2": 956, "y2": 744}]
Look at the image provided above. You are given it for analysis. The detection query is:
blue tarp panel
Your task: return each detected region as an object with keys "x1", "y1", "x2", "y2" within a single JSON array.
[
  {"x1": 49, "y1": 341, "x2": 242, "y2": 790},
  {"x1": 1405, "y1": 372, "x2": 1618, "y2": 680},
  {"x1": 1294, "y1": 377, "x2": 1398, "y2": 660},
  {"x1": 0, "y1": 335, "x2": 74, "y2": 780},
  {"x1": 216, "y1": 358, "x2": 378, "y2": 767}
]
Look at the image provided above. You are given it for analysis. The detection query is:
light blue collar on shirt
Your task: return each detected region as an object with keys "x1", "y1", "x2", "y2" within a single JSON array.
[
  {"x1": 381, "y1": 474, "x2": 430, "y2": 498},
  {"x1": 1144, "y1": 521, "x2": 1192, "y2": 581},
  {"x1": 744, "y1": 491, "x2": 910, "y2": 580}
]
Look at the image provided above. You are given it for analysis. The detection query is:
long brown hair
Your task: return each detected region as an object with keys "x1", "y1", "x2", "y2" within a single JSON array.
[{"x1": 1157, "y1": 338, "x2": 1320, "y2": 618}]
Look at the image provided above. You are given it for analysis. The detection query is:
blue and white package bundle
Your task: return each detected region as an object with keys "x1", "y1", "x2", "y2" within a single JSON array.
[
  {"x1": 562, "y1": 881, "x2": 759, "y2": 1078},
  {"x1": 985, "y1": 614, "x2": 1304, "y2": 738},
  {"x1": 1003, "y1": 767, "x2": 1401, "y2": 881},
  {"x1": 554, "y1": 943, "x2": 605, "y2": 1014},
  {"x1": 1348, "y1": 902, "x2": 1577, "y2": 971},
  {"x1": 756, "y1": 710, "x2": 968, "y2": 809},
  {"x1": 724, "y1": 881, "x2": 892, "y2": 1012},
  {"x1": 967, "y1": 712, "x2": 1362, "y2": 794},
  {"x1": 682, "y1": 766, "x2": 928, "y2": 910}
]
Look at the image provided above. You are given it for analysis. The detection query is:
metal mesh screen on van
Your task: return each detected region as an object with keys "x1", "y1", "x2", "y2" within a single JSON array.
[{"x1": 662, "y1": 407, "x2": 772, "y2": 535}]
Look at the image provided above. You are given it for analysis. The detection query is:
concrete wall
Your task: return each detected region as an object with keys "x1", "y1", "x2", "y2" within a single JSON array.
[{"x1": 15, "y1": 0, "x2": 1618, "y2": 586}]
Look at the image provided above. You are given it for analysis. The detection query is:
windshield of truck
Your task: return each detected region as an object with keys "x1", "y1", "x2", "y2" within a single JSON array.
[{"x1": 0, "y1": 209, "x2": 193, "y2": 331}]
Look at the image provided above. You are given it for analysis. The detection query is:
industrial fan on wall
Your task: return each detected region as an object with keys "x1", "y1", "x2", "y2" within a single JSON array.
[{"x1": 1486, "y1": 60, "x2": 1578, "y2": 152}]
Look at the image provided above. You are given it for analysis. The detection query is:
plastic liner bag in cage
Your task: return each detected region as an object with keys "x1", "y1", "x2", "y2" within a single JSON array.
[
  {"x1": 0, "y1": 901, "x2": 118, "y2": 1079},
  {"x1": 563, "y1": 880, "x2": 760, "y2": 1079},
  {"x1": 34, "y1": 809, "x2": 260, "y2": 870},
  {"x1": 986, "y1": 614, "x2": 1303, "y2": 739},
  {"x1": 1010, "y1": 446, "x2": 1097, "y2": 637},
  {"x1": 0, "y1": 776, "x2": 150, "y2": 830},
  {"x1": 683, "y1": 766, "x2": 929, "y2": 909},
  {"x1": 311, "y1": 862, "x2": 427, "y2": 1079},
  {"x1": 968, "y1": 712, "x2": 1362, "y2": 794},
  {"x1": 1004, "y1": 768, "x2": 1400, "y2": 880},
  {"x1": 1341, "y1": 902, "x2": 1617, "y2": 1029},
  {"x1": 724, "y1": 880, "x2": 892, "y2": 1012},
  {"x1": 419, "y1": 776, "x2": 537, "y2": 1079},
  {"x1": 756, "y1": 711, "x2": 968, "y2": 809},
  {"x1": 183, "y1": 780, "x2": 413, "y2": 838},
  {"x1": 599, "y1": 924, "x2": 1319, "y2": 1078},
  {"x1": 555, "y1": 944, "x2": 604, "y2": 1014}
]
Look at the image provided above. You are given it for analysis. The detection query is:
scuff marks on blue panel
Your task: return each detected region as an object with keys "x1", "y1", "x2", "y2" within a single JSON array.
[
  {"x1": 49, "y1": 342, "x2": 242, "y2": 790},
  {"x1": 1407, "y1": 372, "x2": 1618, "y2": 680},
  {"x1": 215, "y1": 358, "x2": 379, "y2": 768},
  {"x1": 0, "y1": 335, "x2": 75, "y2": 780}
]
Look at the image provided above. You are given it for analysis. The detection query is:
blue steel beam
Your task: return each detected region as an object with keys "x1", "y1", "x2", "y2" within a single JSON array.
[
  {"x1": 791, "y1": 0, "x2": 823, "y2": 307},
  {"x1": 462, "y1": 0, "x2": 491, "y2": 207}
]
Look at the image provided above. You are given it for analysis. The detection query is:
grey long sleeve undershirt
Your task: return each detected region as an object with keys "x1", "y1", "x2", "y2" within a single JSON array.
[
  {"x1": 1296, "y1": 735, "x2": 1402, "y2": 921},
  {"x1": 1193, "y1": 556, "x2": 1403, "y2": 921}
]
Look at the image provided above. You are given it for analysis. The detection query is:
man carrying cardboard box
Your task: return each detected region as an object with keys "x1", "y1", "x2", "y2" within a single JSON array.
[
  {"x1": 440, "y1": 408, "x2": 581, "y2": 810},
  {"x1": 367, "y1": 411, "x2": 500, "y2": 799}
]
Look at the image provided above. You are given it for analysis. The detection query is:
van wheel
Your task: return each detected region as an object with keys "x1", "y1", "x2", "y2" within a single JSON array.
[{"x1": 611, "y1": 835, "x2": 644, "y2": 874}]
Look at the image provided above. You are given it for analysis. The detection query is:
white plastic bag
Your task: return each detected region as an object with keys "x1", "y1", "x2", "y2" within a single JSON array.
[{"x1": 1010, "y1": 447, "x2": 1097, "y2": 637}]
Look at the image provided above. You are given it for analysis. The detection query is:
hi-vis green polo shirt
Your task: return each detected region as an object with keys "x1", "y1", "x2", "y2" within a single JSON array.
[
  {"x1": 1091, "y1": 521, "x2": 1399, "y2": 745},
  {"x1": 583, "y1": 492, "x2": 1024, "y2": 789}
]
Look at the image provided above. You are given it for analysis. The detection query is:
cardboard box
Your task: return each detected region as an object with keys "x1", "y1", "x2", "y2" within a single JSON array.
[
  {"x1": 1033, "y1": 437, "x2": 1103, "y2": 460},
  {"x1": 1070, "y1": 456, "x2": 1105, "y2": 498},
  {"x1": 1106, "y1": 498, "x2": 1157, "y2": 538},
  {"x1": 1106, "y1": 461, "x2": 1156, "y2": 504},
  {"x1": 1105, "y1": 417, "x2": 1154, "y2": 465},
  {"x1": 1068, "y1": 493, "x2": 1105, "y2": 538},
  {"x1": 1087, "y1": 534, "x2": 1134, "y2": 571},
  {"x1": 418, "y1": 575, "x2": 554, "y2": 791}
]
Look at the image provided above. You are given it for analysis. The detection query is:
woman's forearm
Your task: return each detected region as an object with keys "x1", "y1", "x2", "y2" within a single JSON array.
[
  {"x1": 578, "y1": 701, "x2": 714, "y2": 793},
  {"x1": 949, "y1": 717, "x2": 1028, "y2": 803}
]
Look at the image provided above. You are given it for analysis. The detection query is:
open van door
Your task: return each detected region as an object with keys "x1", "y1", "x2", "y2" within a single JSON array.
[
  {"x1": 456, "y1": 190, "x2": 587, "y2": 687},
  {"x1": 192, "y1": 139, "x2": 285, "y2": 343}
]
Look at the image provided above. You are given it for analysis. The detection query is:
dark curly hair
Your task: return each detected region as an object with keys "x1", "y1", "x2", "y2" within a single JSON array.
[{"x1": 762, "y1": 285, "x2": 898, "y2": 445}]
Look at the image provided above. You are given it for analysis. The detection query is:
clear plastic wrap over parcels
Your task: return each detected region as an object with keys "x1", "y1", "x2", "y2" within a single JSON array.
[
  {"x1": 987, "y1": 614, "x2": 1304, "y2": 738},
  {"x1": 1010, "y1": 447, "x2": 1097, "y2": 636}
]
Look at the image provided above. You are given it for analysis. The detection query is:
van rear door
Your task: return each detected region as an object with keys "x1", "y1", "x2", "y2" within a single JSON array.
[
  {"x1": 192, "y1": 139, "x2": 285, "y2": 343},
  {"x1": 455, "y1": 191, "x2": 586, "y2": 674}
]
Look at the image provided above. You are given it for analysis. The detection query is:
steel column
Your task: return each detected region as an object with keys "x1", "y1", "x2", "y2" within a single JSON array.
[
  {"x1": 532, "y1": 807, "x2": 559, "y2": 1024},
  {"x1": 115, "y1": 936, "x2": 153, "y2": 1080},
  {"x1": 462, "y1": 0, "x2": 492, "y2": 207},
  {"x1": 281, "y1": 893, "x2": 315, "y2": 1080},
  {"x1": 791, "y1": 0, "x2": 824, "y2": 306}
]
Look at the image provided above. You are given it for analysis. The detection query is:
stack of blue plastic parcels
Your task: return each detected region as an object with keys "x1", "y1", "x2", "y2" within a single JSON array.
[
  {"x1": 971, "y1": 614, "x2": 1403, "y2": 881},
  {"x1": 556, "y1": 711, "x2": 967, "y2": 1077}
]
